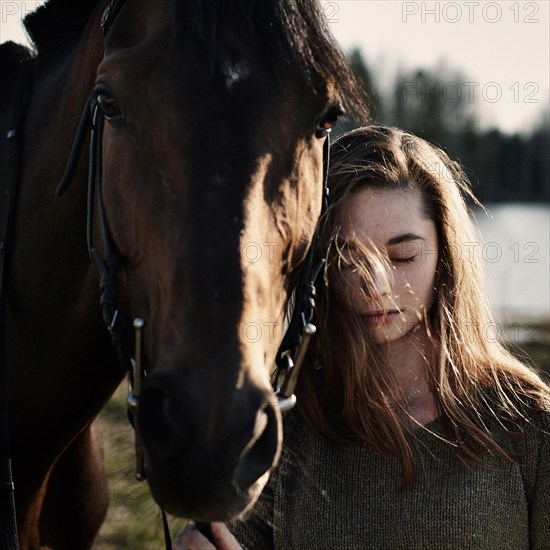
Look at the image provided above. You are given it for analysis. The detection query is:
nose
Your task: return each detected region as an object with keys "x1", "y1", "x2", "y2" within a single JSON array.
[
  {"x1": 352, "y1": 263, "x2": 392, "y2": 300},
  {"x1": 367, "y1": 257, "x2": 393, "y2": 297},
  {"x1": 232, "y1": 400, "x2": 280, "y2": 490},
  {"x1": 138, "y1": 369, "x2": 281, "y2": 497},
  {"x1": 372, "y1": 270, "x2": 391, "y2": 296}
]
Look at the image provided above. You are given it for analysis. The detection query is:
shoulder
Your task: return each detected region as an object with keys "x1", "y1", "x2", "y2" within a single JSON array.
[
  {"x1": 281, "y1": 407, "x2": 303, "y2": 435},
  {"x1": 477, "y1": 379, "x2": 550, "y2": 432},
  {"x1": 280, "y1": 408, "x2": 315, "y2": 456},
  {"x1": 495, "y1": 400, "x2": 550, "y2": 497},
  {"x1": 533, "y1": 405, "x2": 550, "y2": 428},
  {"x1": 525, "y1": 406, "x2": 550, "y2": 452},
  {"x1": 486, "y1": 391, "x2": 550, "y2": 450},
  {"x1": 518, "y1": 406, "x2": 550, "y2": 509},
  {"x1": 279, "y1": 408, "x2": 337, "y2": 469}
]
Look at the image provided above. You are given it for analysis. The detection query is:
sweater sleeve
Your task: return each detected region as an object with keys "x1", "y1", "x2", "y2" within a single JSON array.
[
  {"x1": 529, "y1": 411, "x2": 550, "y2": 549},
  {"x1": 226, "y1": 465, "x2": 277, "y2": 550}
]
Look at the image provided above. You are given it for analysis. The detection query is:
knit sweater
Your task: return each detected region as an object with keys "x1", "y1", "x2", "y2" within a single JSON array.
[{"x1": 229, "y1": 407, "x2": 550, "y2": 550}]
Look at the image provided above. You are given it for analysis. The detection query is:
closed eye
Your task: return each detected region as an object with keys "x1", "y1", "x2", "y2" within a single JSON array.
[{"x1": 391, "y1": 256, "x2": 417, "y2": 264}]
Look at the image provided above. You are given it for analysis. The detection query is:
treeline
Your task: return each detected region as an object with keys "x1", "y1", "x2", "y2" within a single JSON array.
[{"x1": 338, "y1": 49, "x2": 549, "y2": 203}]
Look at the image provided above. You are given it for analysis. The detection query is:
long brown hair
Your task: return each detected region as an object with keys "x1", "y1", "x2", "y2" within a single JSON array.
[{"x1": 296, "y1": 126, "x2": 549, "y2": 486}]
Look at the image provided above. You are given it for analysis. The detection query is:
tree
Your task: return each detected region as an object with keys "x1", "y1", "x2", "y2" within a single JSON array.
[
  {"x1": 335, "y1": 52, "x2": 548, "y2": 202},
  {"x1": 348, "y1": 48, "x2": 382, "y2": 122}
]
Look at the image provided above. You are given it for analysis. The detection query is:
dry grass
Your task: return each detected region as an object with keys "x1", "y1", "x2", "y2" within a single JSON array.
[{"x1": 93, "y1": 385, "x2": 188, "y2": 549}]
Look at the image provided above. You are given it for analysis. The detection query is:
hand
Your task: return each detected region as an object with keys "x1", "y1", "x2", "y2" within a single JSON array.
[{"x1": 174, "y1": 521, "x2": 242, "y2": 550}]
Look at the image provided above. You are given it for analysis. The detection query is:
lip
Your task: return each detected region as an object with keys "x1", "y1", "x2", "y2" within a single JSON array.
[{"x1": 360, "y1": 310, "x2": 401, "y2": 325}]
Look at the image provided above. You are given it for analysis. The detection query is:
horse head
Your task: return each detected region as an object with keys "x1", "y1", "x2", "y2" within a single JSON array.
[{"x1": 54, "y1": 0, "x2": 367, "y2": 520}]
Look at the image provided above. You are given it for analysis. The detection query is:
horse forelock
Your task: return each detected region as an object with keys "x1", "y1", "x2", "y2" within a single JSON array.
[
  {"x1": 23, "y1": 0, "x2": 100, "y2": 57},
  {"x1": 171, "y1": 0, "x2": 368, "y2": 119},
  {"x1": 20, "y1": 0, "x2": 367, "y2": 117}
]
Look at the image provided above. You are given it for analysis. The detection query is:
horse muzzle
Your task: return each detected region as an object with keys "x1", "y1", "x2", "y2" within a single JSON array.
[{"x1": 136, "y1": 369, "x2": 282, "y2": 519}]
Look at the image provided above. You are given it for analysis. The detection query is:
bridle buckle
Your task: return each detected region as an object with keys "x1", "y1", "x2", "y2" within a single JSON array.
[{"x1": 126, "y1": 318, "x2": 146, "y2": 481}]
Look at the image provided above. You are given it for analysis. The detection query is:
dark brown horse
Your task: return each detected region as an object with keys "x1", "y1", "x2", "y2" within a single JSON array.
[{"x1": 0, "y1": 0, "x2": 366, "y2": 547}]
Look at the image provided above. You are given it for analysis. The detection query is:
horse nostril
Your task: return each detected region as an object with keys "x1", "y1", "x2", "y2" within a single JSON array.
[
  {"x1": 139, "y1": 383, "x2": 183, "y2": 461},
  {"x1": 233, "y1": 401, "x2": 280, "y2": 491}
]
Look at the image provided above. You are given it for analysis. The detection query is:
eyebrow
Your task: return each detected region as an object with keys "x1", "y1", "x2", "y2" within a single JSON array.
[
  {"x1": 336, "y1": 233, "x2": 425, "y2": 250},
  {"x1": 386, "y1": 233, "x2": 425, "y2": 246}
]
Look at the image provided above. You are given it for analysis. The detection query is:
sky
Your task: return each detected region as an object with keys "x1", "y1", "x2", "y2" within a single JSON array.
[
  {"x1": 325, "y1": 0, "x2": 549, "y2": 134},
  {"x1": 1, "y1": 0, "x2": 549, "y2": 134}
]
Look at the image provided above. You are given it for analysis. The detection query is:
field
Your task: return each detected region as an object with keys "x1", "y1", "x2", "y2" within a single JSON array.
[
  {"x1": 93, "y1": 385, "x2": 188, "y2": 549},
  {"x1": 93, "y1": 324, "x2": 550, "y2": 548}
]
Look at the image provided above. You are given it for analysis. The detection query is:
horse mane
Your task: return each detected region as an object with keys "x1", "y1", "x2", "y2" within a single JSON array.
[
  {"x1": 0, "y1": 41, "x2": 32, "y2": 74},
  {"x1": 0, "y1": 42, "x2": 32, "y2": 98},
  {"x1": 23, "y1": 0, "x2": 100, "y2": 56},
  {"x1": 174, "y1": 0, "x2": 368, "y2": 119}
]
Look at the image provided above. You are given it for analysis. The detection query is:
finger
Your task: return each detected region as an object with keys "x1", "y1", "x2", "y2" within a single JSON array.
[
  {"x1": 211, "y1": 522, "x2": 242, "y2": 550},
  {"x1": 181, "y1": 522, "x2": 216, "y2": 550}
]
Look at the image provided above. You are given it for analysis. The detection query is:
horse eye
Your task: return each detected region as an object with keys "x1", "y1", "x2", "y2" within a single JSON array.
[
  {"x1": 315, "y1": 105, "x2": 344, "y2": 138},
  {"x1": 97, "y1": 93, "x2": 123, "y2": 123}
]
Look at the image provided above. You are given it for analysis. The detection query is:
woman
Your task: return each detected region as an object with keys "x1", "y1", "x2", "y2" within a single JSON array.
[{"x1": 178, "y1": 126, "x2": 550, "y2": 549}]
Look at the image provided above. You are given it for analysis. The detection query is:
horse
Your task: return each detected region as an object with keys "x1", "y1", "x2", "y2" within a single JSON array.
[{"x1": 0, "y1": 0, "x2": 367, "y2": 547}]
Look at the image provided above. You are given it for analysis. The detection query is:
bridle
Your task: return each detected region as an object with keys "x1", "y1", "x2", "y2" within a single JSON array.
[
  {"x1": 0, "y1": 0, "x2": 330, "y2": 547},
  {"x1": 273, "y1": 134, "x2": 329, "y2": 410},
  {"x1": 55, "y1": 81, "x2": 331, "y2": 469}
]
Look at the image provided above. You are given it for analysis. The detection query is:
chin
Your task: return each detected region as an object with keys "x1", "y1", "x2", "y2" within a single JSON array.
[{"x1": 144, "y1": 454, "x2": 272, "y2": 521}]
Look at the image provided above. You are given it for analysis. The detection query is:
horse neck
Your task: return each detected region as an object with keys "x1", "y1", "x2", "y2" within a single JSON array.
[
  {"x1": 5, "y1": 8, "x2": 126, "y2": 459},
  {"x1": 12, "y1": 9, "x2": 109, "y2": 333}
]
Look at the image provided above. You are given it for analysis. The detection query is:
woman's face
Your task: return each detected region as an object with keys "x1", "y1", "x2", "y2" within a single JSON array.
[{"x1": 337, "y1": 188, "x2": 439, "y2": 344}]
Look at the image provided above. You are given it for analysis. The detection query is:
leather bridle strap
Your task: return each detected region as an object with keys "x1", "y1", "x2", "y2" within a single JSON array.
[
  {"x1": 0, "y1": 60, "x2": 34, "y2": 550},
  {"x1": 87, "y1": 98, "x2": 134, "y2": 370},
  {"x1": 56, "y1": 88, "x2": 173, "y2": 550},
  {"x1": 100, "y1": 0, "x2": 127, "y2": 35},
  {"x1": 58, "y1": 92, "x2": 134, "y2": 372},
  {"x1": 273, "y1": 131, "x2": 330, "y2": 409}
]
